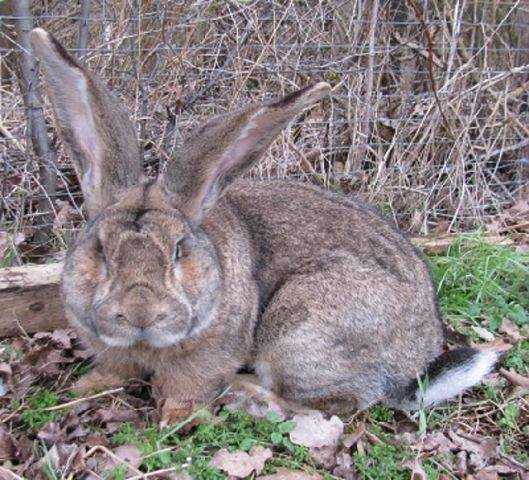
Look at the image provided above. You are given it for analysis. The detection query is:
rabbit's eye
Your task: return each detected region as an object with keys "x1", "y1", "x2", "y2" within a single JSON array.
[
  {"x1": 174, "y1": 240, "x2": 183, "y2": 262},
  {"x1": 96, "y1": 240, "x2": 107, "y2": 263}
]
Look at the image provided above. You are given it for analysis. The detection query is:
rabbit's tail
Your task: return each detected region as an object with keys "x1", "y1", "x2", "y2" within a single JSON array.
[{"x1": 390, "y1": 347, "x2": 501, "y2": 411}]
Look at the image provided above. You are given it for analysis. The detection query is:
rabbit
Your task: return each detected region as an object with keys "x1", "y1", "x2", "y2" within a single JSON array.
[{"x1": 30, "y1": 28, "x2": 501, "y2": 424}]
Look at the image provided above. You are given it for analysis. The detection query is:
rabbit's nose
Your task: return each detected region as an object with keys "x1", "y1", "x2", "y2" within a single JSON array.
[
  {"x1": 113, "y1": 308, "x2": 167, "y2": 329},
  {"x1": 112, "y1": 312, "x2": 129, "y2": 324}
]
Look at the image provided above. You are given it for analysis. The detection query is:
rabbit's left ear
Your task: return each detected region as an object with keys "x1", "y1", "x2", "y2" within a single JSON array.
[
  {"x1": 162, "y1": 83, "x2": 330, "y2": 223},
  {"x1": 30, "y1": 28, "x2": 142, "y2": 219}
]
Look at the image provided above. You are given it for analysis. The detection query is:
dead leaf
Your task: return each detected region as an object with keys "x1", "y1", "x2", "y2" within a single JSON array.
[
  {"x1": 448, "y1": 430, "x2": 498, "y2": 460},
  {"x1": 471, "y1": 326, "x2": 495, "y2": 342},
  {"x1": 499, "y1": 368, "x2": 529, "y2": 388},
  {"x1": 103, "y1": 444, "x2": 142, "y2": 474},
  {"x1": 93, "y1": 407, "x2": 141, "y2": 425},
  {"x1": 420, "y1": 432, "x2": 457, "y2": 454},
  {"x1": 210, "y1": 446, "x2": 273, "y2": 478},
  {"x1": 257, "y1": 468, "x2": 323, "y2": 480},
  {"x1": 342, "y1": 422, "x2": 365, "y2": 449},
  {"x1": 475, "y1": 464, "x2": 521, "y2": 480},
  {"x1": 37, "y1": 422, "x2": 64, "y2": 445},
  {"x1": 498, "y1": 319, "x2": 524, "y2": 342},
  {"x1": 332, "y1": 450, "x2": 357, "y2": 479},
  {"x1": 290, "y1": 410, "x2": 344, "y2": 449},
  {"x1": 38, "y1": 444, "x2": 84, "y2": 477},
  {"x1": 469, "y1": 452, "x2": 487, "y2": 470},
  {"x1": 248, "y1": 446, "x2": 274, "y2": 475},
  {"x1": 309, "y1": 445, "x2": 337, "y2": 469},
  {"x1": 403, "y1": 460, "x2": 428, "y2": 480},
  {"x1": 0, "y1": 427, "x2": 16, "y2": 461},
  {"x1": 456, "y1": 451, "x2": 467, "y2": 477}
]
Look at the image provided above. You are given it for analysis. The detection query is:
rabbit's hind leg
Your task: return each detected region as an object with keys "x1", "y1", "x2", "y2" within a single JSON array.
[{"x1": 254, "y1": 278, "x2": 389, "y2": 413}]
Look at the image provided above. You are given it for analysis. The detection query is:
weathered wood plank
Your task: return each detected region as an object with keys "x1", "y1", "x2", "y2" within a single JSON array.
[{"x1": 0, "y1": 263, "x2": 67, "y2": 337}]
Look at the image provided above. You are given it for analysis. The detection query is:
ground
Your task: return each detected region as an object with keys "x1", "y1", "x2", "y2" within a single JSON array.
[{"x1": 0, "y1": 235, "x2": 528, "y2": 480}]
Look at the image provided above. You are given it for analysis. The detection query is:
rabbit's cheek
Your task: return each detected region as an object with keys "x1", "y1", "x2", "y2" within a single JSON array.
[{"x1": 178, "y1": 256, "x2": 202, "y2": 296}]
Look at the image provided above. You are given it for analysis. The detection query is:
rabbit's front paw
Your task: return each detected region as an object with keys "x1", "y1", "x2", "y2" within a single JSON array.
[
  {"x1": 72, "y1": 369, "x2": 125, "y2": 394},
  {"x1": 159, "y1": 398, "x2": 199, "y2": 427}
]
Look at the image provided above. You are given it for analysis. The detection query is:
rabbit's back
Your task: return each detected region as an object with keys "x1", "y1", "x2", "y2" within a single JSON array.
[
  {"x1": 217, "y1": 178, "x2": 439, "y2": 314},
  {"x1": 210, "y1": 179, "x2": 445, "y2": 406}
]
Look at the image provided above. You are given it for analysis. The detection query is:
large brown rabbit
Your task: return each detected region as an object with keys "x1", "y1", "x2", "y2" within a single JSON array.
[{"x1": 30, "y1": 28, "x2": 500, "y2": 424}]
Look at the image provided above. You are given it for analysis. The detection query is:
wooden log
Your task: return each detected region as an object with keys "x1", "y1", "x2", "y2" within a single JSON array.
[
  {"x1": 0, "y1": 262, "x2": 67, "y2": 338},
  {"x1": 411, "y1": 234, "x2": 514, "y2": 254}
]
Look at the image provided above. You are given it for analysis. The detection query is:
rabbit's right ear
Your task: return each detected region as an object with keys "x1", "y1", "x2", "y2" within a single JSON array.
[{"x1": 30, "y1": 28, "x2": 142, "y2": 219}]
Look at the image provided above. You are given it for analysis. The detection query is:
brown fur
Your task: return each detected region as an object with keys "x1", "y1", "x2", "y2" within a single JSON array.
[{"x1": 30, "y1": 28, "x2": 494, "y2": 422}]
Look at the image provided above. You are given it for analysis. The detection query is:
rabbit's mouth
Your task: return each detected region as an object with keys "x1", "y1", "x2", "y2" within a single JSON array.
[{"x1": 96, "y1": 315, "x2": 194, "y2": 349}]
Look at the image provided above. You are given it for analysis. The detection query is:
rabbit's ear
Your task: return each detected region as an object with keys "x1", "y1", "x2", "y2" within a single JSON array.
[
  {"x1": 163, "y1": 82, "x2": 330, "y2": 222},
  {"x1": 30, "y1": 28, "x2": 142, "y2": 219}
]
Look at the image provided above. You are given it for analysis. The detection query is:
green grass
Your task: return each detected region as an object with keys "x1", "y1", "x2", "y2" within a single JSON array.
[
  {"x1": 428, "y1": 234, "x2": 529, "y2": 333},
  {"x1": 352, "y1": 426, "x2": 448, "y2": 480},
  {"x1": 109, "y1": 409, "x2": 315, "y2": 479},
  {"x1": 20, "y1": 389, "x2": 61, "y2": 430},
  {"x1": 503, "y1": 339, "x2": 529, "y2": 374}
]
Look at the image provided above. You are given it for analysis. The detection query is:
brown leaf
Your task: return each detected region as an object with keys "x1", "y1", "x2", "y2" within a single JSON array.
[
  {"x1": 475, "y1": 464, "x2": 520, "y2": 480},
  {"x1": 500, "y1": 368, "x2": 529, "y2": 388},
  {"x1": 258, "y1": 468, "x2": 323, "y2": 480},
  {"x1": 103, "y1": 444, "x2": 142, "y2": 474},
  {"x1": 53, "y1": 200, "x2": 81, "y2": 230},
  {"x1": 84, "y1": 433, "x2": 109, "y2": 448},
  {"x1": 51, "y1": 329, "x2": 74, "y2": 349},
  {"x1": 93, "y1": 407, "x2": 141, "y2": 425},
  {"x1": 498, "y1": 319, "x2": 524, "y2": 342},
  {"x1": 38, "y1": 444, "x2": 84, "y2": 477},
  {"x1": 456, "y1": 451, "x2": 468, "y2": 477},
  {"x1": 448, "y1": 430, "x2": 498, "y2": 460},
  {"x1": 0, "y1": 427, "x2": 16, "y2": 461},
  {"x1": 403, "y1": 460, "x2": 428, "y2": 480},
  {"x1": 0, "y1": 362, "x2": 13, "y2": 378},
  {"x1": 290, "y1": 410, "x2": 344, "y2": 449},
  {"x1": 332, "y1": 450, "x2": 357, "y2": 479},
  {"x1": 420, "y1": 432, "x2": 457, "y2": 454},
  {"x1": 37, "y1": 422, "x2": 64, "y2": 445},
  {"x1": 114, "y1": 444, "x2": 142, "y2": 469},
  {"x1": 342, "y1": 422, "x2": 365, "y2": 449},
  {"x1": 309, "y1": 445, "x2": 337, "y2": 469},
  {"x1": 210, "y1": 446, "x2": 273, "y2": 478}
]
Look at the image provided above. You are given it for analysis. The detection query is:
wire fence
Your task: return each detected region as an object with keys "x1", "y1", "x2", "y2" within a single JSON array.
[{"x1": 1, "y1": 0, "x2": 529, "y2": 265}]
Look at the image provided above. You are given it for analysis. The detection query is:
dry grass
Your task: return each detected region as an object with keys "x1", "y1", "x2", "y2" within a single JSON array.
[{"x1": 1, "y1": 0, "x2": 529, "y2": 264}]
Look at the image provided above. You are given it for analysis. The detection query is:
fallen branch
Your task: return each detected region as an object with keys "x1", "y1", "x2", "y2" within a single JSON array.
[
  {"x1": 410, "y1": 234, "x2": 514, "y2": 254},
  {"x1": 13, "y1": 0, "x2": 58, "y2": 240},
  {"x1": 44, "y1": 387, "x2": 125, "y2": 411},
  {"x1": 0, "y1": 262, "x2": 66, "y2": 337}
]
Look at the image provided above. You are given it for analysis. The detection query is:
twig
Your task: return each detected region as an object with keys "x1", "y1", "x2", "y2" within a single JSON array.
[
  {"x1": 351, "y1": 0, "x2": 379, "y2": 174},
  {"x1": 405, "y1": 0, "x2": 455, "y2": 141},
  {"x1": 84, "y1": 445, "x2": 143, "y2": 476},
  {"x1": 77, "y1": 0, "x2": 92, "y2": 57},
  {"x1": 127, "y1": 467, "x2": 181, "y2": 479},
  {"x1": 13, "y1": 0, "x2": 57, "y2": 241},
  {"x1": 43, "y1": 387, "x2": 124, "y2": 411},
  {"x1": 0, "y1": 467, "x2": 24, "y2": 480}
]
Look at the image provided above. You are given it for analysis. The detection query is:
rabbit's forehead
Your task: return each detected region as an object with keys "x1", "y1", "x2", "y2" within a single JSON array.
[{"x1": 96, "y1": 208, "x2": 190, "y2": 247}]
